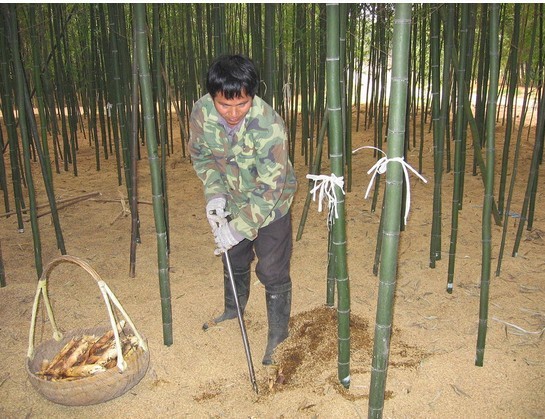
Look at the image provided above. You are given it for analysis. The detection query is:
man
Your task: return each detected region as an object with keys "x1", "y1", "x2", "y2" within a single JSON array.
[{"x1": 189, "y1": 54, "x2": 297, "y2": 365}]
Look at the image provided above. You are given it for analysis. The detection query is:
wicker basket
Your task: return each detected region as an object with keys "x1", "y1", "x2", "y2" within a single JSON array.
[{"x1": 26, "y1": 255, "x2": 150, "y2": 406}]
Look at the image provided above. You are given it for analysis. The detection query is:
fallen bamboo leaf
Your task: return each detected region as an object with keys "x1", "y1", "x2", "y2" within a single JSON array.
[
  {"x1": 450, "y1": 384, "x2": 470, "y2": 398},
  {"x1": 493, "y1": 317, "x2": 545, "y2": 335}
]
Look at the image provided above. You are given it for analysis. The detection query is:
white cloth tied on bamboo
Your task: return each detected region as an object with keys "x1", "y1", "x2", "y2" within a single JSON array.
[
  {"x1": 306, "y1": 173, "x2": 345, "y2": 224},
  {"x1": 354, "y1": 146, "x2": 427, "y2": 224}
]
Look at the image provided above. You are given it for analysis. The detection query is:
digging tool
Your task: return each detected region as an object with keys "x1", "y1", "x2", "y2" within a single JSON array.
[{"x1": 223, "y1": 247, "x2": 259, "y2": 394}]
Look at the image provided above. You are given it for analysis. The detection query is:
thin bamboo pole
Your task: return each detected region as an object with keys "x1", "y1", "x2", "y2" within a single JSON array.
[
  {"x1": 369, "y1": 5, "x2": 411, "y2": 417},
  {"x1": 4, "y1": 4, "x2": 43, "y2": 277},
  {"x1": 134, "y1": 3, "x2": 173, "y2": 346},
  {"x1": 0, "y1": 129, "x2": 9, "y2": 214},
  {"x1": 130, "y1": 32, "x2": 141, "y2": 279},
  {"x1": 475, "y1": 3, "x2": 499, "y2": 367},
  {"x1": 512, "y1": 85, "x2": 545, "y2": 256},
  {"x1": 296, "y1": 110, "x2": 329, "y2": 242},
  {"x1": 0, "y1": 239, "x2": 5, "y2": 287},
  {"x1": 0, "y1": 22, "x2": 25, "y2": 232},
  {"x1": 446, "y1": 4, "x2": 469, "y2": 294},
  {"x1": 326, "y1": 3, "x2": 350, "y2": 389},
  {"x1": 429, "y1": 4, "x2": 442, "y2": 268},
  {"x1": 496, "y1": 4, "x2": 533, "y2": 276}
]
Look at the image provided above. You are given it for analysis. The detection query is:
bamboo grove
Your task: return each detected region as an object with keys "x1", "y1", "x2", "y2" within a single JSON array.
[{"x1": 0, "y1": 3, "x2": 544, "y2": 413}]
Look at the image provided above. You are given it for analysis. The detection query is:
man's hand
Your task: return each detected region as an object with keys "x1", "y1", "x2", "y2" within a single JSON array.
[
  {"x1": 206, "y1": 197, "x2": 228, "y2": 231},
  {"x1": 214, "y1": 222, "x2": 244, "y2": 255}
]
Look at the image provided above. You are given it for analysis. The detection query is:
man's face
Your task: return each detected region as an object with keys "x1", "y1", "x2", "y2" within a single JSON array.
[{"x1": 212, "y1": 91, "x2": 253, "y2": 128}]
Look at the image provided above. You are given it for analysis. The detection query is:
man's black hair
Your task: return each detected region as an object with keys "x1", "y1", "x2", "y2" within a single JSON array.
[{"x1": 206, "y1": 54, "x2": 259, "y2": 99}]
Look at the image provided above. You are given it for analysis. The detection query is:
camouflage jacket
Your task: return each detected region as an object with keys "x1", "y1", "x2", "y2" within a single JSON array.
[{"x1": 189, "y1": 94, "x2": 297, "y2": 240}]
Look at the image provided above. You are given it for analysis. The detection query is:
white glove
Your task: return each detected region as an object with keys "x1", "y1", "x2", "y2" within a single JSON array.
[
  {"x1": 214, "y1": 222, "x2": 243, "y2": 255},
  {"x1": 206, "y1": 197, "x2": 229, "y2": 231}
]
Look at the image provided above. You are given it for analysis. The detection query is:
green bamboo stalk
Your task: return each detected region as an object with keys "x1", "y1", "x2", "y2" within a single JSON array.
[
  {"x1": 88, "y1": 5, "x2": 101, "y2": 171},
  {"x1": 326, "y1": 232, "x2": 336, "y2": 307},
  {"x1": 410, "y1": 8, "x2": 418, "y2": 151},
  {"x1": 326, "y1": 3, "x2": 350, "y2": 389},
  {"x1": 339, "y1": 3, "x2": 347, "y2": 180},
  {"x1": 446, "y1": 4, "x2": 469, "y2": 294},
  {"x1": 26, "y1": 6, "x2": 66, "y2": 255},
  {"x1": 512, "y1": 86, "x2": 545, "y2": 257},
  {"x1": 152, "y1": 4, "x2": 171, "y2": 253},
  {"x1": 365, "y1": 7, "x2": 377, "y2": 130},
  {"x1": 296, "y1": 110, "x2": 329, "y2": 242},
  {"x1": 276, "y1": 6, "x2": 286, "y2": 121},
  {"x1": 4, "y1": 4, "x2": 43, "y2": 277},
  {"x1": 183, "y1": 6, "x2": 198, "y2": 105},
  {"x1": 355, "y1": 9, "x2": 366, "y2": 132},
  {"x1": 475, "y1": 3, "x2": 499, "y2": 367},
  {"x1": 40, "y1": 63, "x2": 62, "y2": 174},
  {"x1": 0, "y1": 238, "x2": 5, "y2": 287},
  {"x1": 458, "y1": 4, "x2": 473, "y2": 209},
  {"x1": 445, "y1": 40, "x2": 502, "y2": 227},
  {"x1": 526, "y1": 5, "x2": 543, "y2": 230},
  {"x1": 0, "y1": 130, "x2": 9, "y2": 214},
  {"x1": 370, "y1": 6, "x2": 389, "y2": 214},
  {"x1": 369, "y1": 5, "x2": 411, "y2": 417},
  {"x1": 473, "y1": 5, "x2": 489, "y2": 178},
  {"x1": 308, "y1": 4, "x2": 317, "y2": 169},
  {"x1": 0, "y1": 25, "x2": 25, "y2": 231},
  {"x1": 264, "y1": 4, "x2": 275, "y2": 107},
  {"x1": 55, "y1": 5, "x2": 79, "y2": 176},
  {"x1": 130, "y1": 32, "x2": 141, "y2": 279},
  {"x1": 345, "y1": 5, "x2": 356, "y2": 193},
  {"x1": 48, "y1": 5, "x2": 72, "y2": 174},
  {"x1": 300, "y1": 6, "x2": 311, "y2": 166},
  {"x1": 496, "y1": 4, "x2": 531, "y2": 276},
  {"x1": 429, "y1": 4, "x2": 442, "y2": 268},
  {"x1": 96, "y1": 5, "x2": 110, "y2": 161},
  {"x1": 22, "y1": 68, "x2": 67, "y2": 255},
  {"x1": 372, "y1": 195, "x2": 385, "y2": 277},
  {"x1": 29, "y1": 5, "x2": 53, "y2": 184},
  {"x1": 418, "y1": 6, "x2": 427, "y2": 174},
  {"x1": 443, "y1": 4, "x2": 454, "y2": 175},
  {"x1": 315, "y1": 4, "x2": 327, "y2": 135},
  {"x1": 107, "y1": 4, "x2": 127, "y2": 187},
  {"x1": 134, "y1": 3, "x2": 173, "y2": 346}
]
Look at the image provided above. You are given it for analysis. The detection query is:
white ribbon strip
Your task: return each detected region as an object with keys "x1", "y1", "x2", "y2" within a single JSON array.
[
  {"x1": 306, "y1": 173, "x2": 345, "y2": 224},
  {"x1": 353, "y1": 146, "x2": 427, "y2": 224}
]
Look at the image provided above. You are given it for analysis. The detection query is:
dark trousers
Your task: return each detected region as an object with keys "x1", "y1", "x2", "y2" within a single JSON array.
[{"x1": 223, "y1": 211, "x2": 292, "y2": 292}]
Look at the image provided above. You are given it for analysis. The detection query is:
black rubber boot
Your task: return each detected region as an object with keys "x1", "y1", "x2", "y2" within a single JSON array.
[
  {"x1": 202, "y1": 267, "x2": 250, "y2": 330},
  {"x1": 262, "y1": 282, "x2": 292, "y2": 365}
]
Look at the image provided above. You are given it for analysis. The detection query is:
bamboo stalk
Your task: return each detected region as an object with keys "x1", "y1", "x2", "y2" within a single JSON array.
[
  {"x1": 134, "y1": 3, "x2": 173, "y2": 346},
  {"x1": 326, "y1": 3, "x2": 350, "y2": 389},
  {"x1": 475, "y1": 3, "x2": 500, "y2": 367},
  {"x1": 446, "y1": 4, "x2": 470, "y2": 294},
  {"x1": 4, "y1": 4, "x2": 44, "y2": 276},
  {"x1": 429, "y1": 4, "x2": 442, "y2": 268},
  {"x1": 0, "y1": 21, "x2": 25, "y2": 231},
  {"x1": 130, "y1": 32, "x2": 141, "y2": 279},
  {"x1": 296, "y1": 110, "x2": 329, "y2": 242},
  {"x1": 369, "y1": 5, "x2": 411, "y2": 417},
  {"x1": 0, "y1": 239, "x2": 6, "y2": 287},
  {"x1": 496, "y1": 4, "x2": 534, "y2": 276}
]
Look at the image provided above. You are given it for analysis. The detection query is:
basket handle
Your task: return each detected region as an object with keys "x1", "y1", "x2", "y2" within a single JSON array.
[{"x1": 27, "y1": 255, "x2": 148, "y2": 372}]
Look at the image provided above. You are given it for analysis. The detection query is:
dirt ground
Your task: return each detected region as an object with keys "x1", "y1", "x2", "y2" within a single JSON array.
[{"x1": 1, "y1": 110, "x2": 544, "y2": 419}]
